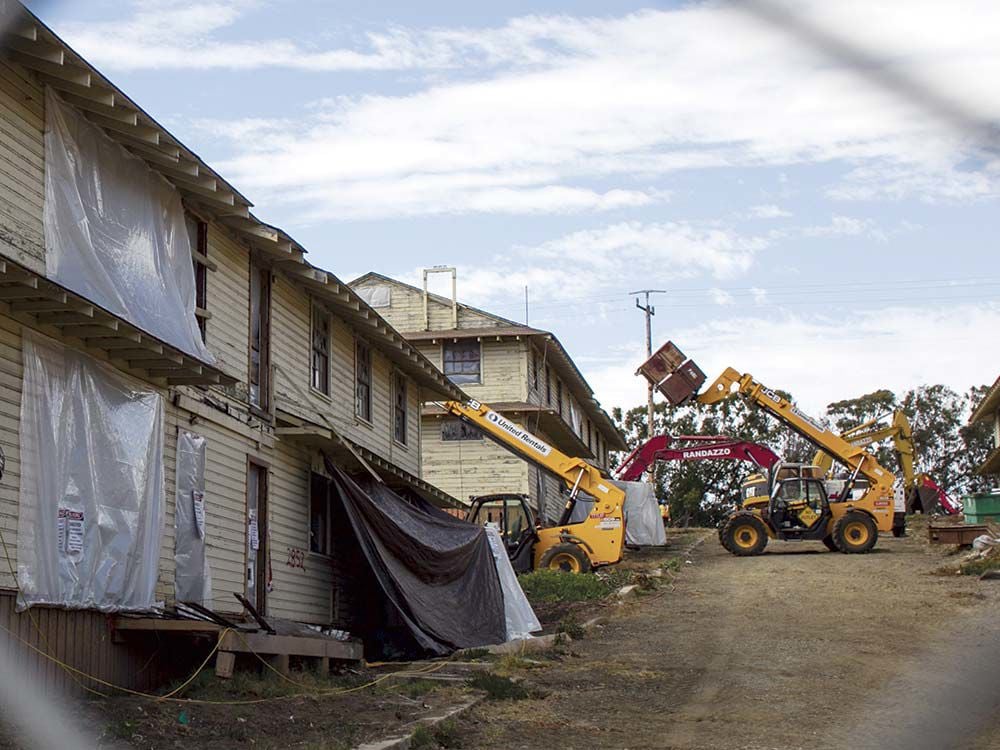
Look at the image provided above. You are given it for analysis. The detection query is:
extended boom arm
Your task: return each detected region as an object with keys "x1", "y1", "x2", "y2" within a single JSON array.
[
  {"x1": 699, "y1": 368, "x2": 897, "y2": 500},
  {"x1": 616, "y1": 434, "x2": 781, "y2": 482}
]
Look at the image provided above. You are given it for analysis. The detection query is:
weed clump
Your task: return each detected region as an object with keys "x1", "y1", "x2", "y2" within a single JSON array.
[
  {"x1": 466, "y1": 672, "x2": 529, "y2": 700},
  {"x1": 517, "y1": 570, "x2": 613, "y2": 603}
]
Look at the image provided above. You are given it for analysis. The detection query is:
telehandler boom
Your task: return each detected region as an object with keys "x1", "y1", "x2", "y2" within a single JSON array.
[
  {"x1": 813, "y1": 410, "x2": 960, "y2": 514},
  {"x1": 437, "y1": 399, "x2": 626, "y2": 573}
]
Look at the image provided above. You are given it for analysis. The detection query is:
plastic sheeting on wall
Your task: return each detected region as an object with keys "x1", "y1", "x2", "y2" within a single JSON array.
[
  {"x1": 17, "y1": 331, "x2": 166, "y2": 612},
  {"x1": 614, "y1": 480, "x2": 667, "y2": 547},
  {"x1": 484, "y1": 527, "x2": 541, "y2": 641},
  {"x1": 43, "y1": 88, "x2": 214, "y2": 362},
  {"x1": 356, "y1": 284, "x2": 391, "y2": 308},
  {"x1": 174, "y1": 430, "x2": 212, "y2": 606}
]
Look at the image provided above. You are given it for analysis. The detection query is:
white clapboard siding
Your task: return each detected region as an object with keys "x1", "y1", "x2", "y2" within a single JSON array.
[
  {"x1": 0, "y1": 61, "x2": 44, "y2": 274},
  {"x1": 203, "y1": 226, "x2": 249, "y2": 385},
  {"x1": 420, "y1": 416, "x2": 529, "y2": 502}
]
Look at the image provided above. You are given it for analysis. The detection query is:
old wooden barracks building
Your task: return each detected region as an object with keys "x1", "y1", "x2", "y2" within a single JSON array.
[
  {"x1": 350, "y1": 271, "x2": 627, "y2": 522},
  {"x1": 0, "y1": 3, "x2": 471, "y2": 691}
]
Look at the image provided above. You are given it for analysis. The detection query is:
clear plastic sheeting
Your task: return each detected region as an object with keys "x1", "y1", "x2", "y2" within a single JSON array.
[
  {"x1": 485, "y1": 526, "x2": 541, "y2": 641},
  {"x1": 43, "y1": 88, "x2": 214, "y2": 362},
  {"x1": 17, "y1": 331, "x2": 166, "y2": 612},
  {"x1": 614, "y1": 480, "x2": 667, "y2": 547},
  {"x1": 174, "y1": 430, "x2": 212, "y2": 606},
  {"x1": 356, "y1": 284, "x2": 391, "y2": 308}
]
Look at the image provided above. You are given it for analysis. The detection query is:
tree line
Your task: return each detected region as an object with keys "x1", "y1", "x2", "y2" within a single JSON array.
[{"x1": 611, "y1": 383, "x2": 993, "y2": 528}]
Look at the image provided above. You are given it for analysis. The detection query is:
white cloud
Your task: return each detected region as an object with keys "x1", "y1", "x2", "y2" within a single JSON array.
[
  {"x1": 583, "y1": 302, "x2": 1000, "y2": 416},
  {"x1": 748, "y1": 204, "x2": 792, "y2": 219},
  {"x1": 55, "y1": 1, "x2": 1000, "y2": 218},
  {"x1": 437, "y1": 221, "x2": 768, "y2": 305},
  {"x1": 709, "y1": 288, "x2": 736, "y2": 306}
]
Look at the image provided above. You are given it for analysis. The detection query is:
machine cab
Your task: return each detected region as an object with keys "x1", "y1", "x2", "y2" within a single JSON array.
[
  {"x1": 467, "y1": 493, "x2": 538, "y2": 574},
  {"x1": 768, "y1": 476, "x2": 830, "y2": 533}
]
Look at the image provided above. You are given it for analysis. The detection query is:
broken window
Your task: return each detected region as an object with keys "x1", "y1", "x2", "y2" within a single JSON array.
[
  {"x1": 311, "y1": 302, "x2": 331, "y2": 395},
  {"x1": 442, "y1": 418, "x2": 483, "y2": 441},
  {"x1": 356, "y1": 338, "x2": 372, "y2": 422},
  {"x1": 443, "y1": 339, "x2": 481, "y2": 384},
  {"x1": 249, "y1": 264, "x2": 271, "y2": 411},
  {"x1": 393, "y1": 371, "x2": 408, "y2": 445},
  {"x1": 186, "y1": 212, "x2": 210, "y2": 342},
  {"x1": 310, "y1": 472, "x2": 331, "y2": 556}
]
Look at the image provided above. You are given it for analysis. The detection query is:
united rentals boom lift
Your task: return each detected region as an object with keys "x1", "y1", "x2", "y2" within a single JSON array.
[
  {"x1": 438, "y1": 399, "x2": 626, "y2": 573},
  {"x1": 813, "y1": 409, "x2": 961, "y2": 515},
  {"x1": 637, "y1": 342, "x2": 903, "y2": 555}
]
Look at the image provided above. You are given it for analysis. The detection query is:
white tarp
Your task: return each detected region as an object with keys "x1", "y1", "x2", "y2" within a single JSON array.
[
  {"x1": 174, "y1": 430, "x2": 212, "y2": 606},
  {"x1": 43, "y1": 87, "x2": 213, "y2": 362},
  {"x1": 17, "y1": 331, "x2": 166, "y2": 611},
  {"x1": 615, "y1": 480, "x2": 667, "y2": 547},
  {"x1": 485, "y1": 526, "x2": 541, "y2": 641},
  {"x1": 356, "y1": 284, "x2": 391, "y2": 308}
]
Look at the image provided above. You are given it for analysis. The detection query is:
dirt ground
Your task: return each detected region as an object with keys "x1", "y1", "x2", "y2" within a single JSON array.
[{"x1": 453, "y1": 524, "x2": 1000, "y2": 750}]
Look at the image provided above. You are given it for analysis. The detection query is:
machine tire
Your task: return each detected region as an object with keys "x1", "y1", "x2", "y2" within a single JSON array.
[
  {"x1": 821, "y1": 535, "x2": 838, "y2": 552},
  {"x1": 832, "y1": 511, "x2": 878, "y2": 554},
  {"x1": 721, "y1": 514, "x2": 768, "y2": 557},
  {"x1": 538, "y1": 543, "x2": 592, "y2": 574},
  {"x1": 718, "y1": 524, "x2": 734, "y2": 553}
]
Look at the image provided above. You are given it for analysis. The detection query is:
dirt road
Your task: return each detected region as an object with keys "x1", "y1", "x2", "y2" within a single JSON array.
[{"x1": 454, "y1": 529, "x2": 1000, "y2": 749}]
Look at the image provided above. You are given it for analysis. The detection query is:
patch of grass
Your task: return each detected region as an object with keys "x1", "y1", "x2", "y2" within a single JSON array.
[
  {"x1": 376, "y1": 677, "x2": 439, "y2": 698},
  {"x1": 466, "y1": 672, "x2": 529, "y2": 700},
  {"x1": 454, "y1": 647, "x2": 491, "y2": 661},
  {"x1": 517, "y1": 570, "x2": 614, "y2": 603},
  {"x1": 959, "y1": 557, "x2": 1000, "y2": 576},
  {"x1": 410, "y1": 725, "x2": 437, "y2": 749},
  {"x1": 556, "y1": 616, "x2": 586, "y2": 640},
  {"x1": 662, "y1": 557, "x2": 682, "y2": 572},
  {"x1": 165, "y1": 665, "x2": 370, "y2": 702},
  {"x1": 433, "y1": 718, "x2": 462, "y2": 749}
]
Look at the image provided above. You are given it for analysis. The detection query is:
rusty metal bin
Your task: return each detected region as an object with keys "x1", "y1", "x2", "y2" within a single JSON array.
[
  {"x1": 636, "y1": 341, "x2": 687, "y2": 385},
  {"x1": 656, "y1": 361, "x2": 707, "y2": 406},
  {"x1": 928, "y1": 523, "x2": 988, "y2": 546}
]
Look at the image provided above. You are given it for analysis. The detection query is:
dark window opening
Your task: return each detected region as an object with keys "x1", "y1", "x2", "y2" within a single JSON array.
[
  {"x1": 545, "y1": 365, "x2": 552, "y2": 405},
  {"x1": 249, "y1": 264, "x2": 271, "y2": 411},
  {"x1": 186, "y1": 213, "x2": 209, "y2": 341},
  {"x1": 443, "y1": 339, "x2": 481, "y2": 384},
  {"x1": 393, "y1": 372, "x2": 408, "y2": 445},
  {"x1": 442, "y1": 418, "x2": 483, "y2": 441},
  {"x1": 310, "y1": 472, "x2": 331, "y2": 556},
  {"x1": 311, "y1": 304, "x2": 331, "y2": 395},
  {"x1": 356, "y1": 339, "x2": 372, "y2": 422}
]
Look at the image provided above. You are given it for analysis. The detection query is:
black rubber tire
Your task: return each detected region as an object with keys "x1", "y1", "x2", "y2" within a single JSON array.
[
  {"x1": 832, "y1": 511, "x2": 878, "y2": 554},
  {"x1": 721, "y1": 513, "x2": 768, "y2": 557},
  {"x1": 718, "y1": 524, "x2": 734, "y2": 553},
  {"x1": 538, "y1": 543, "x2": 592, "y2": 574},
  {"x1": 821, "y1": 535, "x2": 838, "y2": 552}
]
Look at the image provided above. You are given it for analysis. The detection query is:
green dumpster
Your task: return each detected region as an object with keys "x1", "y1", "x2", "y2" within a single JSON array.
[{"x1": 963, "y1": 492, "x2": 1000, "y2": 525}]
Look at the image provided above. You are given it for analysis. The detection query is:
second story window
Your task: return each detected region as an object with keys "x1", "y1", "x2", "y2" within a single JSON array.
[
  {"x1": 249, "y1": 264, "x2": 271, "y2": 411},
  {"x1": 393, "y1": 371, "x2": 408, "y2": 445},
  {"x1": 531, "y1": 349, "x2": 539, "y2": 391},
  {"x1": 356, "y1": 339, "x2": 372, "y2": 422},
  {"x1": 556, "y1": 380, "x2": 563, "y2": 416},
  {"x1": 186, "y1": 213, "x2": 210, "y2": 342},
  {"x1": 311, "y1": 303, "x2": 331, "y2": 396},
  {"x1": 443, "y1": 339, "x2": 481, "y2": 384},
  {"x1": 545, "y1": 366, "x2": 552, "y2": 405},
  {"x1": 442, "y1": 418, "x2": 482, "y2": 441}
]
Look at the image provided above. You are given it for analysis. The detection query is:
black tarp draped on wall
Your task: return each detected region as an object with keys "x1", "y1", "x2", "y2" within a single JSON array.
[{"x1": 325, "y1": 461, "x2": 506, "y2": 658}]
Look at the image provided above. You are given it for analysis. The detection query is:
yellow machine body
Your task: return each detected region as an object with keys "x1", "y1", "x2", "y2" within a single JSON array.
[{"x1": 439, "y1": 399, "x2": 626, "y2": 572}]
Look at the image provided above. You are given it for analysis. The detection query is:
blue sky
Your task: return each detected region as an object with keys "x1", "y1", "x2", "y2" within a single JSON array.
[{"x1": 30, "y1": 0, "x2": 1000, "y2": 415}]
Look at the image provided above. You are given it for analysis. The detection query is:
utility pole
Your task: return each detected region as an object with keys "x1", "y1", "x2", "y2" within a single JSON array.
[{"x1": 630, "y1": 289, "x2": 665, "y2": 440}]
